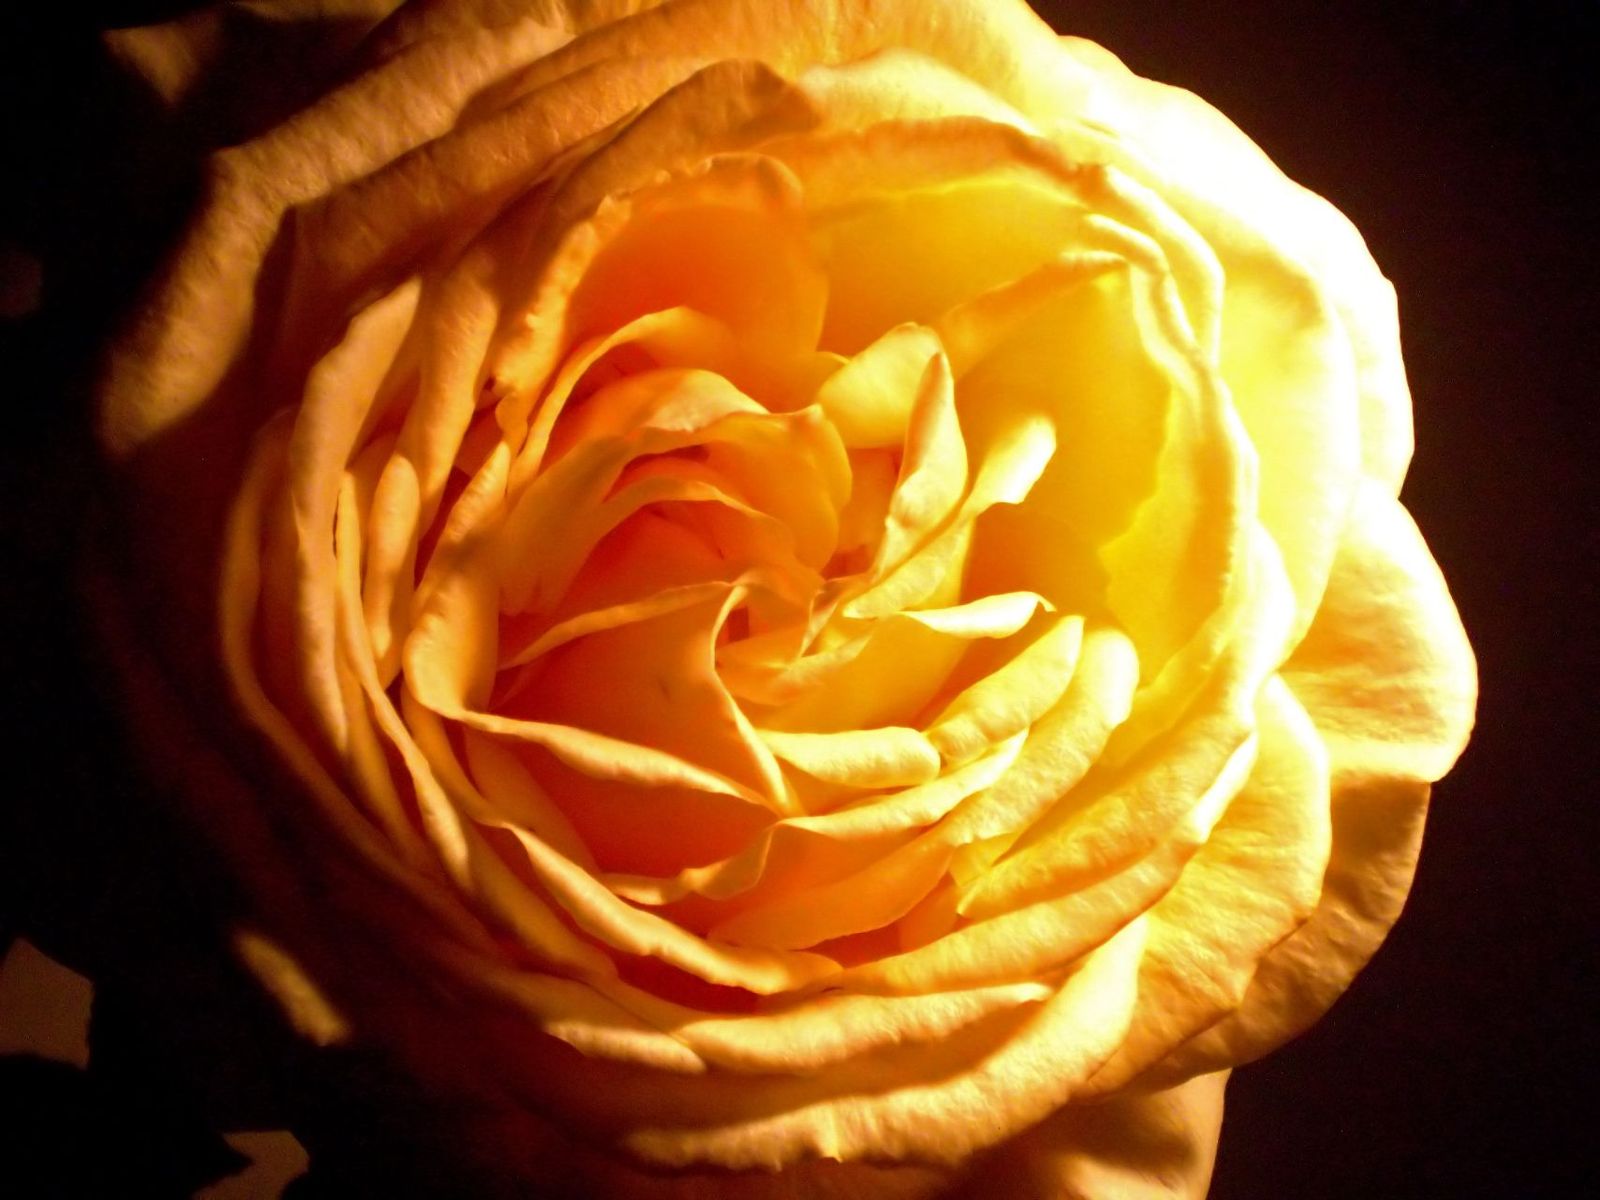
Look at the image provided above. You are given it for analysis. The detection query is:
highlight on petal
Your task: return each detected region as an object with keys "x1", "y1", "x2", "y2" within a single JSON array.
[
  {"x1": 760, "y1": 726, "x2": 942, "y2": 790},
  {"x1": 1283, "y1": 481, "x2": 1477, "y2": 784},
  {"x1": 1149, "y1": 485, "x2": 1476, "y2": 1078},
  {"x1": 621, "y1": 919, "x2": 1148, "y2": 1170}
]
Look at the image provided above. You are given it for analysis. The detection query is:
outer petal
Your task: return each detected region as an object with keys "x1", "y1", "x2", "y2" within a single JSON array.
[
  {"x1": 1151, "y1": 481, "x2": 1475, "y2": 1079},
  {"x1": 1282, "y1": 482, "x2": 1477, "y2": 785},
  {"x1": 954, "y1": 1071, "x2": 1229, "y2": 1200},
  {"x1": 1050, "y1": 34, "x2": 1415, "y2": 495}
]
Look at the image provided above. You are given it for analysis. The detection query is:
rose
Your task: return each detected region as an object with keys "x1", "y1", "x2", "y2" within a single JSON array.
[{"x1": 90, "y1": 0, "x2": 1476, "y2": 1195}]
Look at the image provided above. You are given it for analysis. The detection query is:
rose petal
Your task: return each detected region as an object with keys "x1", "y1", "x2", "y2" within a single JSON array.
[
  {"x1": 1146, "y1": 483, "x2": 1475, "y2": 1078},
  {"x1": 1077, "y1": 675, "x2": 1333, "y2": 1095}
]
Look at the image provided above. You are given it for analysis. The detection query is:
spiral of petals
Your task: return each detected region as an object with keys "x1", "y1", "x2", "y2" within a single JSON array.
[{"x1": 95, "y1": 0, "x2": 1476, "y2": 1190}]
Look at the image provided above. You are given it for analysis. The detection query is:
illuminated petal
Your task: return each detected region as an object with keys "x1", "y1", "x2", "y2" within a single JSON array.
[
  {"x1": 1053, "y1": 34, "x2": 1417, "y2": 490},
  {"x1": 948, "y1": 260, "x2": 1167, "y2": 553},
  {"x1": 845, "y1": 409, "x2": 1056, "y2": 621},
  {"x1": 799, "y1": 49, "x2": 1035, "y2": 133},
  {"x1": 285, "y1": 278, "x2": 421, "y2": 757},
  {"x1": 942, "y1": 625, "x2": 1138, "y2": 860},
  {"x1": 760, "y1": 727, "x2": 942, "y2": 790},
  {"x1": 1283, "y1": 483, "x2": 1477, "y2": 784},
  {"x1": 774, "y1": 121, "x2": 1091, "y2": 355},
  {"x1": 1079, "y1": 677, "x2": 1331, "y2": 1095},
  {"x1": 1151, "y1": 484, "x2": 1474, "y2": 1078},
  {"x1": 843, "y1": 768, "x2": 1234, "y2": 996},
  {"x1": 872, "y1": 349, "x2": 966, "y2": 573},
  {"x1": 814, "y1": 323, "x2": 941, "y2": 449},
  {"x1": 1094, "y1": 228, "x2": 1249, "y2": 671},
  {"x1": 926, "y1": 614, "x2": 1084, "y2": 766},
  {"x1": 618, "y1": 920, "x2": 1146, "y2": 1170}
]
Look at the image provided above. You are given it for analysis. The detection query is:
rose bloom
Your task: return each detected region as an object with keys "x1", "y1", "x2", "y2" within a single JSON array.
[{"x1": 90, "y1": 0, "x2": 1475, "y2": 1196}]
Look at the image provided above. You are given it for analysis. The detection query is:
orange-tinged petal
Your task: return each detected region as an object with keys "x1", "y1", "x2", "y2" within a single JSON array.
[
  {"x1": 1149, "y1": 772, "x2": 1430, "y2": 1087},
  {"x1": 461, "y1": 729, "x2": 597, "y2": 871},
  {"x1": 839, "y1": 754, "x2": 1237, "y2": 997},
  {"x1": 505, "y1": 591, "x2": 787, "y2": 804},
  {"x1": 958, "y1": 574, "x2": 1280, "y2": 918},
  {"x1": 219, "y1": 420, "x2": 498, "y2": 954},
  {"x1": 279, "y1": 50, "x2": 714, "y2": 333},
  {"x1": 489, "y1": 77, "x2": 824, "y2": 406},
  {"x1": 646, "y1": 979, "x2": 1051, "y2": 1075},
  {"x1": 480, "y1": 812, "x2": 840, "y2": 995},
  {"x1": 710, "y1": 833, "x2": 952, "y2": 950},
  {"x1": 605, "y1": 735, "x2": 1024, "y2": 909},
  {"x1": 286, "y1": 278, "x2": 421, "y2": 758}
]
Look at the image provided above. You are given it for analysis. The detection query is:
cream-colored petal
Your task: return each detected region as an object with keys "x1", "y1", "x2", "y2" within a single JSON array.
[
  {"x1": 799, "y1": 49, "x2": 1035, "y2": 134},
  {"x1": 839, "y1": 764, "x2": 1234, "y2": 996},
  {"x1": 955, "y1": 619, "x2": 1263, "y2": 919},
  {"x1": 871, "y1": 348, "x2": 967, "y2": 574},
  {"x1": 941, "y1": 625, "x2": 1138, "y2": 875},
  {"x1": 1095, "y1": 228, "x2": 1250, "y2": 673},
  {"x1": 773, "y1": 120, "x2": 1092, "y2": 356}
]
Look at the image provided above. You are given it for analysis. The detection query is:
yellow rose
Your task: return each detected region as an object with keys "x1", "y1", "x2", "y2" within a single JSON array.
[{"x1": 93, "y1": 0, "x2": 1476, "y2": 1195}]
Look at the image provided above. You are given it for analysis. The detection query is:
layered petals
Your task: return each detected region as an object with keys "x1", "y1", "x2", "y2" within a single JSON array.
[{"x1": 94, "y1": 0, "x2": 1474, "y2": 1192}]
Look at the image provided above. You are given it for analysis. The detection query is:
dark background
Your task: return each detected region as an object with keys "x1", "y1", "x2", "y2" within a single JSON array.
[{"x1": 2, "y1": 2, "x2": 1595, "y2": 1196}]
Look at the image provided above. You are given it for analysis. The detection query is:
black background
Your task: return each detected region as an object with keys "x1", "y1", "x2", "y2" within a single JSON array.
[{"x1": 2, "y1": 2, "x2": 1595, "y2": 1197}]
